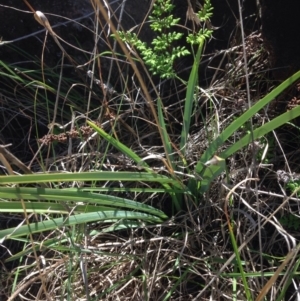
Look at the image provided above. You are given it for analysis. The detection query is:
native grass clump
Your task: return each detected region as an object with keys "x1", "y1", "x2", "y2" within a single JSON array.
[{"x1": 1, "y1": 0, "x2": 300, "y2": 300}]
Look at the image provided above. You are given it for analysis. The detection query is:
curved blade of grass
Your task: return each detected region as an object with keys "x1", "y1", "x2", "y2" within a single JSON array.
[
  {"x1": 221, "y1": 271, "x2": 295, "y2": 278},
  {"x1": 195, "y1": 69, "x2": 300, "y2": 176},
  {"x1": 162, "y1": 265, "x2": 192, "y2": 301},
  {"x1": 0, "y1": 187, "x2": 167, "y2": 219},
  {"x1": 180, "y1": 42, "x2": 204, "y2": 154},
  {"x1": 87, "y1": 121, "x2": 183, "y2": 210},
  {"x1": 4, "y1": 237, "x2": 70, "y2": 263},
  {"x1": 79, "y1": 187, "x2": 184, "y2": 193},
  {"x1": 0, "y1": 201, "x2": 111, "y2": 214},
  {"x1": 24, "y1": 80, "x2": 56, "y2": 93},
  {"x1": 221, "y1": 105, "x2": 300, "y2": 158},
  {"x1": 0, "y1": 60, "x2": 24, "y2": 81},
  {"x1": 0, "y1": 211, "x2": 164, "y2": 240},
  {"x1": 198, "y1": 103, "x2": 300, "y2": 193},
  {"x1": 228, "y1": 223, "x2": 252, "y2": 301},
  {"x1": 5, "y1": 219, "x2": 142, "y2": 263},
  {"x1": 0, "y1": 171, "x2": 180, "y2": 187},
  {"x1": 96, "y1": 219, "x2": 144, "y2": 233},
  {"x1": 87, "y1": 121, "x2": 151, "y2": 170},
  {"x1": 157, "y1": 98, "x2": 175, "y2": 169}
]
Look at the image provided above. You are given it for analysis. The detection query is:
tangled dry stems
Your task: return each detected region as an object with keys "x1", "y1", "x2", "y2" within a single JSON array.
[{"x1": 2, "y1": 1, "x2": 300, "y2": 300}]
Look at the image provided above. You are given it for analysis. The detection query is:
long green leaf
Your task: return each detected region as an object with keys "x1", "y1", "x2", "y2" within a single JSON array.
[
  {"x1": 0, "y1": 60, "x2": 24, "y2": 81},
  {"x1": 87, "y1": 121, "x2": 151, "y2": 170},
  {"x1": 0, "y1": 211, "x2": 164, "y2": 239},
  {"x1": 0, "y1": 201, "x2": 110, "y2": 214},
  {"x1": 0, "y1": 187, "x2": 167, "y2": 218},
  {"x1": 221, "y1": 105, "x2": 300, "y2": 158},
  {"x1": 0, "y1": 171, "x2": 180, "y2": 186},
  {"x1": 180, "y1": 41, "x2": 204, "y2": 154},
  {"x1": 198, "y1": 98, "x2": 300, "y2": 193},
  {"x1": 195, "y1": 69, "x2": 300, "y2": 175},
  {"x1": 87, "y1": 121, "x2": 183, "y2": 210},
  {"x1": 157, "y1": 98, "x2": 175, "y2": 169}
]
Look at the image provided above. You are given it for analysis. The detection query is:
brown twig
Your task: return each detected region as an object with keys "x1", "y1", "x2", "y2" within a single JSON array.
[{"x1": 0, "y1": 144, "x2": 32, "y2": 174}]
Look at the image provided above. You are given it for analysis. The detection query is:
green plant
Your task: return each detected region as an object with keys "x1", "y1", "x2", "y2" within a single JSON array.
[
  {"x1": 280, "y1": 213, "x2": 300, "y2": 230},
  {"x1": 115, "y1": 0, "x2": 213, "y2": 79},
  {"x1": 2, "y1": 1, "x2": 300, "y2": 299},
  {"x1": 2, "y1": 0, "x2": 300, "y2": 238}
]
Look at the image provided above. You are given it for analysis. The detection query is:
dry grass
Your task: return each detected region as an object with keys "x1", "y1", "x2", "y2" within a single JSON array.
[{"x1": 1, "y1": 1, "x2": 300, "y2": 301}]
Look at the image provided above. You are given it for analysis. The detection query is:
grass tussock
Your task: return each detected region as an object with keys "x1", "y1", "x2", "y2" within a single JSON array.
[{"x1": 1, "y1": 0, "x2": 300, "y2": 300}]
